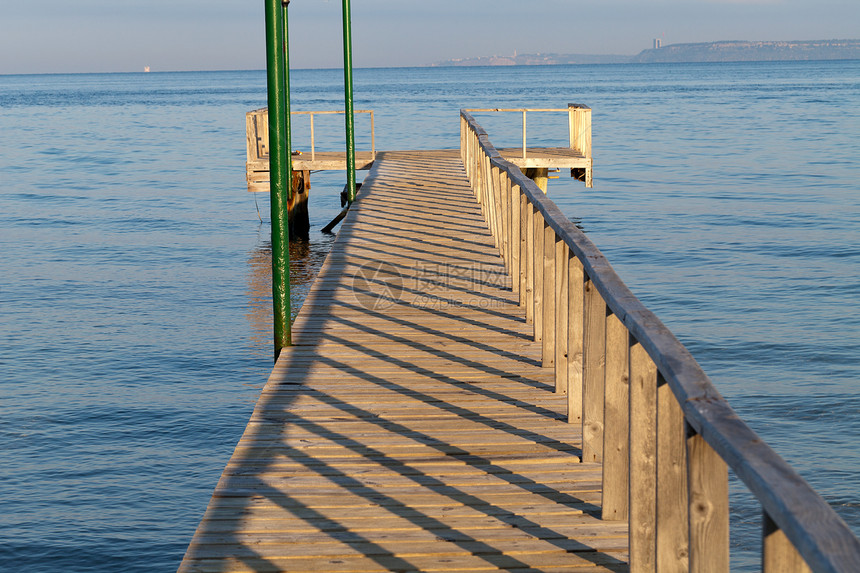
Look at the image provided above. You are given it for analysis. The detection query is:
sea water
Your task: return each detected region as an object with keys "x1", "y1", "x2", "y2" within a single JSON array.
[{"x1": 0, "y1": 62, "x2": 857, "y2": 571}]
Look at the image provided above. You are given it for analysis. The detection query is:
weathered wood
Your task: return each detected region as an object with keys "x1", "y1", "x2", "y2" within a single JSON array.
[
  {"x1": 567, "y1": 253, "x2": 585, "y2": 424},
  {"x1": 554, "y1": 240, "x2": 569, "y2": 394},
  {"x1": 764, "y1": 510, "x2": 812, "y2": 573},
  {"x1": 656, "y1": 376, "x2": 689, "y2": 572},
  {"x1": 629, "y1": 341, "x2": 658, "y2": 573},
  {"x1": 687, "y1": 427, "x2": 729, "y2": 573},
  {"x1": 542, "y1": 222, "x2": 556, "y2": 368},
  {"x1": 532, "y1": 208, "x2": 544, "y2": 344},
  {"x1": 582, "y1": 278, "x2": 606, "y2": 463},
  {"x1": 602, "y1": 313, "x2": 629, "y2": 521},
  {"x1": 510, "y1": 181, "x2": 520, "y2": 294},
  {"x1": 524, "y1": 199, "x2": 534, "y2": 321}
]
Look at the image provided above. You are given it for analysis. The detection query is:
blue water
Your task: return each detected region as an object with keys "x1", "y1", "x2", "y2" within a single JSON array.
[{"x1": 1, "y1": 62, "x2": 857, "y2": 571}]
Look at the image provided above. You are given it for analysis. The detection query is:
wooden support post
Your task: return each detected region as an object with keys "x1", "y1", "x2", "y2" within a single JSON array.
[
  {"x1": 486, "y1": 157, "x2": 497, "y2": 245},
  {"x1": 555, "y1": 240, "x2": 569, "y2": 394},
  {"x1": 629, "y1": 341, "x2": 658, "y2": 573},
  {"x1": 473, "y1": 137, "x2": 482, "y2": 203},
  {"x1": 542, "y1": 222, "x2": 555, "y2": 368},
  {"x1": 687, "y1": 426, "x2": 730, "y2": 573},
  {"x1": 602, "y1": 313, "x2": 629, "y2": 521},
  {"x1": 525, "y1": 201, "x2": 534, "y2": 324},
  {"x1": 493, "y1": 164, "x2": 504, "y2": 254},
  {"x1": 657, "y1": 376, "x2": 689, "y2": 572},
  {"x1": 499, "y1": 168, "x2": 510, "y2": 269},
  {"x1": 582, "y1": 278, "x2": 606, "y2": 462},
  {"x1": 763, "y1": 511, "x2": 811, "y2": 573},
  {"x1": 567, "y1": 253, "x2": 585, "y2": 424},
  {"x1": 472, "y1": 136, "x2": 480, "y2": 201},
  {"x1": 524, "y1": 167, "x2": 549, "y2": 193},
  {"x1": 511, "y1": 183, "x2": 521, "y2": 294},
  {"x1": 508, "y1": 175, "x2": 520, "y2": 280},
  {"x1": 533, "y1": 209, "x2": 544, "y2": 344}
]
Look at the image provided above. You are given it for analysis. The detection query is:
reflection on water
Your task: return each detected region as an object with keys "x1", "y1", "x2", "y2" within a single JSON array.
[{"x1": 245, "y1": 230, "x2": 337, "y2": 358}]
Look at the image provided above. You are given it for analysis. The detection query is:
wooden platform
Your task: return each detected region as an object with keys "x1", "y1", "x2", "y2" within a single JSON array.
[
  {"x1": 496, "y1": 147, "x2": 591, "y2": 171},
  {"x1": 246, "y1": 152, "x2": 377, "y2": 193},
  {"x1": 180, "y1": 150, "x2": 628, "y2": 572}
]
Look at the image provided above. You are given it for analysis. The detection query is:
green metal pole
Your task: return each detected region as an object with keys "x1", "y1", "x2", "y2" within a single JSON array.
[
  {"x1": 264, "y1": 0, "x2": 291, "y2": 359},
  {"x1": 342, "y1": 0, "x2": 356, "y2": 202}
]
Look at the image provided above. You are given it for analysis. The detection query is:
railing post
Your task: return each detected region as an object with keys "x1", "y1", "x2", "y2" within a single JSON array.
[
  {"x1": 522, "y1": 109, "x2": 527, "y2": 159},
  {"x1": 370, "y1": 110, "x2": 375, "y2": 159},
  {"x1": 555, "y1": 240, "x2": 569, "y2": 394},
  {"x1": 310, "y1": 112, "x2": 315, "y2": 161},
  {"x1": 582, "y1": 277, "x2": 606, "y2": 462},
  {"x1": 568, "y1": 103, "x2": 593, "y2": 188},
  {"x1": 567, "y1": 253, "x2": 584, "y2": 424},
  {"x1": 519, "y1": 191, "x2": 528, "y2": 309},
  {"x1": 489, "y1": 162, "x2": 499, "y2": 246},
  {"x1": 602, "y1": 313, "x2": 629, "y2": 521},
  {"x1": 483, "y1": 154, "x2": 493, "y2": 233},
  {"x1": 525, "y1": 201, "x2": 535, "y2": 323},
  {"x1": 496, "y1": 166, "x2": 509, "y2": 267},
  {"x1": 542, "y1": 223, "x2": 556, "y2": 368},
  {"x1": 629, "y1": 341, "x2": 658, "y2": 572},
  {"x1": 763, "y1": 511, "x2": 811, "y2": 573},
  {"x1": 493, "y1": 164, "x2": 504, "y2": 254},
  {"x1": 657, "y1": 376, "x2": 689, "y2": 572},
  {"x1": 499, "y1": 175, "x2": 510, "y2": 274},
  {"x1": 687, "y1": 426, "x2": 729, "y2": 573},
  {"x1": 532, "y1": 209, "x2": 544, "y2": 344},
  {"x1": 511, "y1": 181, "x2": 521, "y2": 294}
]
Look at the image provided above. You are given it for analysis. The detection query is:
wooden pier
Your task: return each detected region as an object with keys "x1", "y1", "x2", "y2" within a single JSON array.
[
  {"x1": 181, "y1": 111, "x2": 860, "y2": 572},
  {"x1": 180, "y1": 149, "x2": 626, "y2": 572}
]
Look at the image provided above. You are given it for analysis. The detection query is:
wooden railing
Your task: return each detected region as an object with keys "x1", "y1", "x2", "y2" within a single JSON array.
[
  {"x1": 463, "y1": 105, "x2": 591, "y2": 160},
  {"x1": 463, "y1": 104, "x2": 592, "y2": 188},
  {"x1": 460, "y1": 109, "x2": 860, "y2": 573},
  {"x1": 246, "y1": 107, "x2": 376, "y2": 164}
]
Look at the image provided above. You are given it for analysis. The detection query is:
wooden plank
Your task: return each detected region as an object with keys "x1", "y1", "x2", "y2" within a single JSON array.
[
  {"x1": 687, "y1": 429, "x2": 729, "y2": 573},
  {"x1": 601, "y1": 313, "x2": 628, "y2": 521},
  {"x1": 567, "y1": 253, "x2": 585, "y2": 424},
  {"x1": 629, "y1": 342, "x2": 657, "y2": 573},
  {"x1": 656, "y1": 376, "x2": 689, "y2": 572},
  {"x1": 532, "y1": 209, "x2": 544, "y2": 344},
  {"x1": 542, "y1": 222, "x2": 556, "y2": 368},
  {"x1": 554, "y1": 240, "x2": 569, "y2": 395},
  {"x1": 581, "y1": 278, "x2": 606, "y2": 463}
]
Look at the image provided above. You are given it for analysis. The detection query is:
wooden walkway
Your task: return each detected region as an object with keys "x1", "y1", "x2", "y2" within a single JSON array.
[{"x1": 180, "y1": 150, "x2": 628, "y2": 572}]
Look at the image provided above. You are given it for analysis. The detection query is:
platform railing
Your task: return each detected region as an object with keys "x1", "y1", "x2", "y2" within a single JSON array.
[
  {"x1": 464, "y1": 105, "x2": 591, "y2": 159},
  {"x1": 246, "y1": 107, "x2": 375, "y2": 164},
  {"x1": 460, "y1": 109, "x2": 860, "y2": 573}
]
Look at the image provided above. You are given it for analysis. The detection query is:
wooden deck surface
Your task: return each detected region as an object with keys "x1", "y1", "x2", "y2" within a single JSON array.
[
  {"x1": 180, "y1": 150, "x2": 628, "y2": 572},
  {"x1": 495, "y1": 148, "x2": 591, "y2": 170}
]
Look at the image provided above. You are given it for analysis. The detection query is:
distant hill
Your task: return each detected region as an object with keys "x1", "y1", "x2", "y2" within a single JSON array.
[
  {"x1": 632, "y1": 39, "x2": 860, "y2": 63},
  {"x1": 432, "y1": 53, "x2": 629, "y2": 67},
  {"x1": 433, "y1": 39, "x2": 860, "y2": 66}
]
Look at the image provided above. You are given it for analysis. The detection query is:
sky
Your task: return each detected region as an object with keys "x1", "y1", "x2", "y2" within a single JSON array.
[{"x1": 1, "y1": 0, "x2": 858, "y2": 74}]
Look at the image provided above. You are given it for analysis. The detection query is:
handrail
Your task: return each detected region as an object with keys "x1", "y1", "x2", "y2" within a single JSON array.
[
  {"x1": 464, "y1": 105, "x2": 592, "y2": 163},
  {"x1": 246, "y1": 107, "x2": 376, "y2": 164},
  {"x1": 460, "y1": 109, "x2": 860, "y2": 572}
]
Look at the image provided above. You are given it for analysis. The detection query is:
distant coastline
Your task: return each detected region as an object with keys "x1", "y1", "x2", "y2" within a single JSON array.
[{"x1": 433, "y1": 39, "x2": 860, "y2": 66}]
